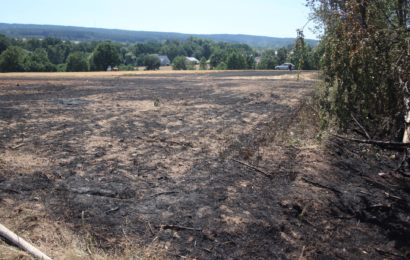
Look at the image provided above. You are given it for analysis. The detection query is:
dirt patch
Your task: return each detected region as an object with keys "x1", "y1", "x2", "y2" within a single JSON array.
[{"x1": 0, "y1": 71, "x2": 409, "y2": 259}]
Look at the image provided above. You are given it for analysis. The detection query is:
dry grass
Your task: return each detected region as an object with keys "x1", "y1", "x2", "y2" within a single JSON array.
[
  {"x1": 0, "y1": 70, "x2": 318, "y2": 79},
  {"x1": 0, "y1": 71, "x2": 320, "y2": 259},
  {"x1": 0, "y1": 69, "x2": 215, "y2": 79}
]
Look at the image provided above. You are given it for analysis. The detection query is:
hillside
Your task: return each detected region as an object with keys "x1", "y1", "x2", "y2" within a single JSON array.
[{"x1": 0, "y1": 23, "x2": 318, "y2": 48}]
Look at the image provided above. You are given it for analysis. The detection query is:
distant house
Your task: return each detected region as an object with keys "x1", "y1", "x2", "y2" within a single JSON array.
[
  {"x1": 186, "y1": 57, "x2": 199, "y2": 64},
  {"x1": 154, "y1": 55, "x2": 171, "y2": 66}
]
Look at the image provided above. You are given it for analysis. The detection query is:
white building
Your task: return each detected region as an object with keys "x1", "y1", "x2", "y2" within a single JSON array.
[{"x1": 185, "y1": 57, "x2": 199, "y2": 64}]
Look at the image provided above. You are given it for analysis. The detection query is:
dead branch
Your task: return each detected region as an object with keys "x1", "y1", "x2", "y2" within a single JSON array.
[
  {"x1": 0, "y1": 223, "x2": 52, "y2": 260},
  {"x1": 158, "y1": 224, "x2": 202, "y2": 231},
  {"x1": 104, "y1": 207, "x2": 119, "y2": 214},
  {"x1": 351, "y1": 113, "x2": 371, "y2": 139},
  {"x1": 232, "y1": 158, "x2": 272, "y2": 178},
  {"x1": 10, "y1": 143, "x2": 25, "y2": 150},
  {"x1": 301, "y1": 177, "x2": 342, "y2": 194},
  {"x1": 150, "y1": 191, "x2": 178, "y2": 198},
  {"x1": 147, "y1": 222, "x2": 155, "y2": 236},
  {"x1": 332, "y1": 134, "x2": 410, "y2": 150},
  {"x1": 298, "y1": 246, "x2": 306, "y2": 260}
]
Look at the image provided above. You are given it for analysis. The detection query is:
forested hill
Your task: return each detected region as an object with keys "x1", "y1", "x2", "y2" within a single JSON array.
[{"x1": 0, "y1": 23, "x2": 318, "y2": 48}]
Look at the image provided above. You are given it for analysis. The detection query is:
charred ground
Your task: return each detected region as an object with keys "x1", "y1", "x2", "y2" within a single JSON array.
[{"x1": 0, "y1": 71, "x2": 409, "y2": 259}]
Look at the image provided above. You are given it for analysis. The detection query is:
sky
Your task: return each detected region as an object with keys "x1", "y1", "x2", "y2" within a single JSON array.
[{"x1": 1, "y1": 0, "x2": 317, "y2": 39}]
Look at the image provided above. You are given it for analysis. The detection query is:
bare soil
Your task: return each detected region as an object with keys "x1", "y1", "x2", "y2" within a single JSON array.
[{"x1": 0, "y1": 71, "x2": 409, "y2": 259}]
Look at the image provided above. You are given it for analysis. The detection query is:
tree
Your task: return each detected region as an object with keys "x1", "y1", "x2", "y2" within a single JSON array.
[
  {"x1": 257, "y1": 50, "x2": 277, "y2": 70},
  {"x1": 172, "y1": 56, "x2": 187, "y2": 70},
  {"x1": 0, "y1": 46, "x2": 26, "y2": 72},
  {"x1": 47, "y1": 42, "x2": 72, "y2": 65},
  {"x1": 226, "y1": 52, "x2": 247, "y2": 70},
  {"x1": 209, "y1": 51, "x2": 224, "y2": 69},
  {"x1": 124, "y1": 52, "x2": 137, "y2": 65},
  {"x1": 144, "y1": 54, "x2": 160, "y2": 70},
  {"x1": 215, "y1": 62, "x2": 227, "y2": 70},
  {"x1": 276, "y1": 47, "x2": 288, "y2": 65},
  {"x1": 66, "y1": 52, "x2": 89, "y2": 72},
  {"x1": 308, "y1": 0, "x2": 410, "y2": 140},
  {"x1": 91, "y1": 42, "x2": 120, "y2": 71},
  {"x1": 202, "y1": 44, "x2": 212, "y2": 60},
  {"x1": 0, "y1": 34, "x2": 10, "y2": 55},
  {"x1": 161, "y1": 43, "x2": 187, "y2": 61},
  {"x1": 199, "y1": 57, "x2": 207, "y2": 70},
  {"x1": 24, "y1": 48, "x2": 56, "y2": 72}
]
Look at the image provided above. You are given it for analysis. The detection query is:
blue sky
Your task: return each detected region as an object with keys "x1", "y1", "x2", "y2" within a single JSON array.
[{"x1": 1, "y1": 0, "x2": 317, "y2": 39}]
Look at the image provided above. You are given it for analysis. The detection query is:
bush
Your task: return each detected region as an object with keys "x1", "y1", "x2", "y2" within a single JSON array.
[
  {"x1": 118, "y1": 64, "x2": 136, "y2": 71},
  {"x1": 56, "y1": 63, "x2": 67, "y2": 72},
  {"x1": 0, "y1": 46, "x2": 26, "y2": 72},
  {"x1": 257, "y1": 50, "x2": 277, "y2": 70},
  {"x1": 91, "y1": 42, "x2": 120, "y2": 71},
  {"x1": 172, "y1": 56, "x2": 187, "y2": 70},
  {"x1": 24, "y1": 48, "x2": 56, "y2": 72},
  {"x1": 308, "y1": 0, "x2": 409, "y2": 139},
  {"x1": 66, "y1": 52, "x2": 89, "y2": 72},
  {"x1": 199, "y1": 57, "x2": 207, "y2": 70},
  {"x1": 226, "y1": 52, "x2": 247, "y2": 70},
  {"x1": 215, "y1": 62, "x2": 227, "y2": 70},
  {"x1": 144, "y1": 55, "x2": 160, "y2": 70}
]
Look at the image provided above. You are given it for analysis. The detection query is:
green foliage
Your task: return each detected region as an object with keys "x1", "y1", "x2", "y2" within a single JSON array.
[
  {"x1": 91, "y1": 42, "x2": 120, "y2": 71},
  {"x1": 276, "y1": 47, "x2": 288, "y2": 65},
  {"x1": 257, "y1": 50, "x2": 277, "y2": 69},
  {"x1": 160, "y1": 41, "x2": 187, "y2": 61},
  {"x1": 124, "y1": 52, "x2": 137, "y2": 65},
  {"x1": 118, "y1": 64, "x2": 136, "y2": 71},
  {"x1": 308, "y1": 0, "x2": 410, "y2": 138},
  {"x1": 226, "y1": 52, "x2": 247, "y2": 70},
  {"x1": 172, "y1": 56, "x2": 187, "y2": 70},
  {"x1": 56, "y1": 63, "x2": 67, "y2": 72},
  {"x1": 289, "y1": 30, "x2": 318, "y2": 70},
  {"x1": 144, "y1": 54, "x2": 160, "y2": 70},
  {"x1": 209, "y1": 51, "x2": 225, "y2": 69},
  {"x1": 0, "y1": 34, "x2": 10, "y2": 55},
  {"x1": 0, "y1": 46, "x2": 26, "y2": 72},
  {"x1": 47, "y1": 42, "x2": 72, "y2": 64},
  {"x1": 245, "y1": 54, "x2": 256, "y2": 69},
  {"x1": 24, "y1": 48, "x2": 56, "y2": 72},
  {"x1": 66, "y1": 52, "x2": 89, "y2": 72},
  {"x1": 215, "y1": 62, "x2": 227, "y2": 70},
  {"x1": 0, "y1": 33, "x2": 297, "y2": 73},
  {"x1": 199, "y1": 57, "x2": 207, "y2": 70}
]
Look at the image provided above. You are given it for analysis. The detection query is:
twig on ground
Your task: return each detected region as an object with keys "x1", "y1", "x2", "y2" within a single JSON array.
[
  {"x1": 231, "y1": 158, "x2": 272, "y2": 178},
  {"x1": 375, "y1": 248, "x2": 404, "y2": 258},
  {"x1": 158, "y1": 224, "x2": 202, "y2": 231},
  {"x1": 203, "y1": 247, "x2": 213, "y2": 253},
  {"x1": 301, "y1": 177, "x2": 342, "y2": 194},
  {"x1": 298, "y1": 246, "x2": 306, "y2": 260},
  {"x1": 104, "y1": 207, "x2": 119, "y2": 214},
  {"x1": 11, "y1": 143, "x2": 25, "y2": 150},
  {"x1": 384, "y1": 192, "x2": 403, "y2": 201},
  {"x1": 147, "y1": 222, "x2": 155, "y2": 236},
  {"x1": 0, "y1": 223, "x2": 52, "y2": 260},
  {"x1": 351, "y1": 113, "x2": 371, "y2": 139},
  {"x1": 332, "y1": 134, "x2": 410, "y2": 150},
  {"x1": 150, "y1": 191, "x2": 178, "y2": 198}
]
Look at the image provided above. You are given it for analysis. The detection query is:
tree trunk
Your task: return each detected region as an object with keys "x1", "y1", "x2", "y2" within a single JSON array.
[{"x1": 403, "y1": 80, "x2": 410, "y2": 143}]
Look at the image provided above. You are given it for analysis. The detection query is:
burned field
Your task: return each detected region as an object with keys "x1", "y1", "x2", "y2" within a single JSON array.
[{"x1": 0, "y1": 71, "x2": 409, "y2": 259}]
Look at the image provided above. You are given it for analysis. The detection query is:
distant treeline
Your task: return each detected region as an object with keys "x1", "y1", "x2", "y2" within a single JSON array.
[
  {"x1": 0, "y1": 23, "x2": 319, "y2": 49},
  {"x1": 0, "y1": 34, "x2": 321, "y2": 72}
]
